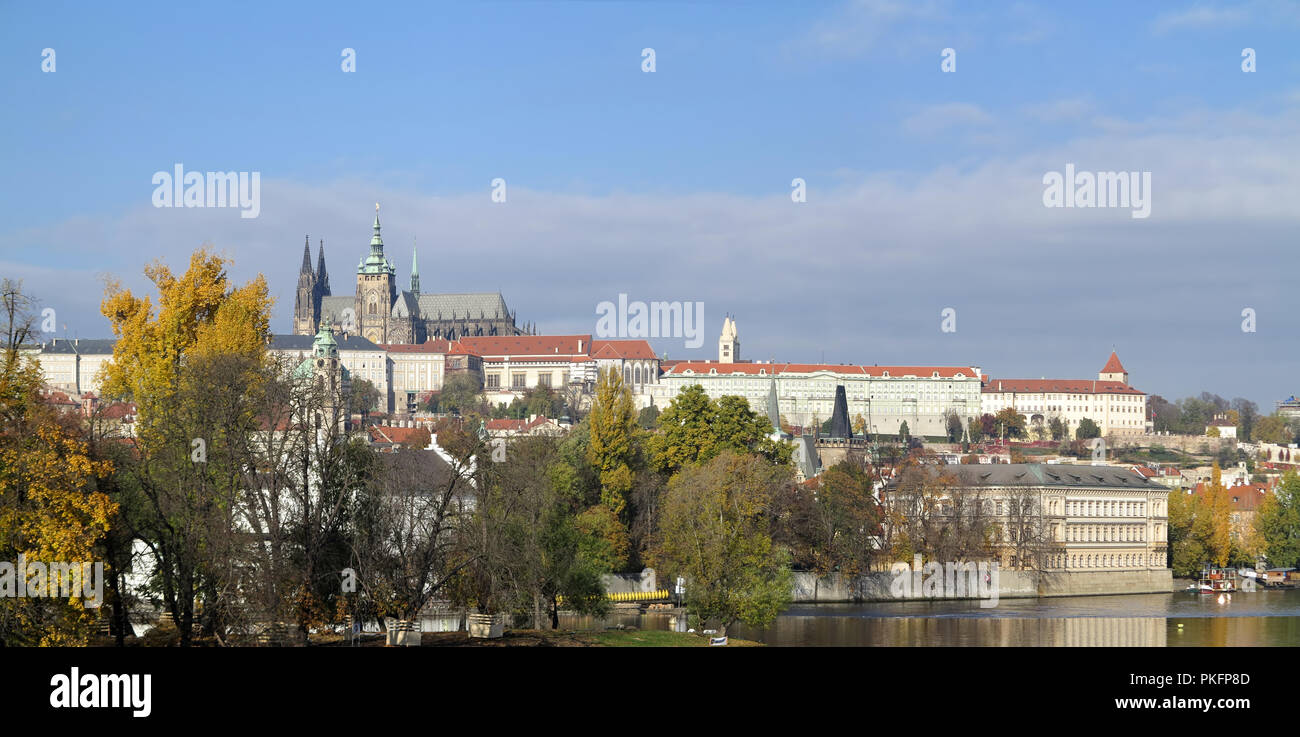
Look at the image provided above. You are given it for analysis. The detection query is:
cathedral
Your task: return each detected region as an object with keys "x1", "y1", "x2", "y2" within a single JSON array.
[{"x1": 293, "y1": 204, "x2": 533, "y2": 344}]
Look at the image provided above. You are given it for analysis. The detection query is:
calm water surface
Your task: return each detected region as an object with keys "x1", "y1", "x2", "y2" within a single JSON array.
[{"x1": 560, "y1": 590, "x2": 1300, "y2": 646}]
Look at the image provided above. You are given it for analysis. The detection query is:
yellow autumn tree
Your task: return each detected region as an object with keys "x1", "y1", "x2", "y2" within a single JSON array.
[
  {"x1": 0, "y1": 279, "x2": 116, "y2": 645},
  {"x1": 98, "y1": 249, "x2": 271, "y2": 645},
  {"x1": 1207, "y1": 462, "x2": 1232, "y2": 568},
  {"x1": 100, "y1": 248, "x2": 271, "y2": 430}
]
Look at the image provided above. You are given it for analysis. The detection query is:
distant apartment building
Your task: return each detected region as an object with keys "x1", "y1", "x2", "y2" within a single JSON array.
[{"x1": 980, "y1": 352, "x2": 1149, "y2": 439}]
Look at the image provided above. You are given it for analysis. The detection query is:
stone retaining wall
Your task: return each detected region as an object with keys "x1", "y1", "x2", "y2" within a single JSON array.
[{"x1": 792, "y1": 568, "x2": 1173, "y2": 603}]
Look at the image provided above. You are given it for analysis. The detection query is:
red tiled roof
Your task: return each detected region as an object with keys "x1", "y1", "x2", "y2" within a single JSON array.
[
  {"x1": 100, "y1": 402, "x2": 137, "y2": 420},
  {"x1": 486, "y1": 418, "x2": 527, "y2": 431},
  {"x1": 40, "y1": 390, "x2": 76, "y2": 405},
  {"x1": 525, "y1": 415, "x2": 558, "y2": 430},
  {"x1": 447, "y1": 343, "x2": 480, "y2": 356},
  {"x1": 981, "y1": 378, "x2": 1144, "y2": 396},
  {"x1": 663, "y1": 363, "x2": 978, "y2": 378},
  {"x1": 368, "y1": 425, "x2": 431, "y2": 445},
  {"x1": 590, "y1": 339, "x2": 657, "y2": 360},
  {"x1": 1193, "y1": 482, "x2": 1268, "y2": 512},
  {"x1": 1101, "y1": 351, "x2": 1126, "y2": 375},
  {"x1": 1131, "y1": 466, "x2": 1157, "y2": 479},
  {"x1": 459, "y1": 335, "x2": 592, "y2": 358}
]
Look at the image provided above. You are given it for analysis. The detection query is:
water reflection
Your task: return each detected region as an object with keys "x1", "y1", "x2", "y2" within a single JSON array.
[{"x1": 558, "y1": 590, "x2": 1300, "y2": 646}]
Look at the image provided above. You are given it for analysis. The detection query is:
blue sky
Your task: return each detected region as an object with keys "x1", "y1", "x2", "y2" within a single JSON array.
[{"x1": 2, "y1": 1, "x2": 1299, "y2": 406}]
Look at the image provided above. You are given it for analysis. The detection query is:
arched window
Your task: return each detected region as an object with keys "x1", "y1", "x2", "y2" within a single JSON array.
[{"x1": 634, "y1": 366, "x2": 641, "y2": 385}]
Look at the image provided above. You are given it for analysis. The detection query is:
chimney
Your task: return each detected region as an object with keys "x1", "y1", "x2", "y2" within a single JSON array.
[{"x1": 578, "y1": 339, "x2": 583, "y2": 353}]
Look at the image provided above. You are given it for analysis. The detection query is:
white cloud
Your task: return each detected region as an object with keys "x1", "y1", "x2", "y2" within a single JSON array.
[
  {"x1": 1152, "y1": 5, "x2": 1249, "y2": 34},
  {"x1": 902, "y1": 102, "x2": 994, "y2": 135},
  {"x1": 1023, "y1": 98, "x2": 1092, "y2": 123},
  {"x1": 3, "y1": 107, "x2": 1298, "y2": 405}
]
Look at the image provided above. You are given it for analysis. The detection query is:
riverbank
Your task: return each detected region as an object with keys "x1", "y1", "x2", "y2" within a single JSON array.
[{"x1": 319, "y1": 629, "x2": 762, "y2": 647}]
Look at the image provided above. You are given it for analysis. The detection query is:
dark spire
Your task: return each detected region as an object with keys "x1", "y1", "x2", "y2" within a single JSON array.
[
  {"x1": 316, "y1": 239, "x2": 330, "y2": 295},
  {"x1": 829, "y1": 385, "x2": 852, "y2": 439},
  {"x1": 300, "y1": 236, "x2": 313, "y2": 274},
  {"x1": 766, "y1": 378, "x2": 781, "y2": 434}
]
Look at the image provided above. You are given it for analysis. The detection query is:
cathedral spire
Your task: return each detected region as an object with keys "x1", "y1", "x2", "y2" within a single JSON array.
[
  {"x1": 370, "y1": 202, "x2": 383, "y2": 249},
  {"x1": 316, "y1": 239, "x2": 330, "y2": 295},
  {"x1": 410, "y1": 240, "x2": 420, "y2": 295},
  {"x1": 300, "y1": 236, "x2": 313, "y2": 274},
  {"x1": 360, "y1": 203, "x2": 394, "y2": 275}
]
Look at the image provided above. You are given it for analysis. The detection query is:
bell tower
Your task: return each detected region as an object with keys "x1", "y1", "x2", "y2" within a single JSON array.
[
  {"x1": 719, "y1": 315, "x2": 739, "y2": 363},
  {"x1": 356, "y1": 203, "x2": 396, "y2": 344}
]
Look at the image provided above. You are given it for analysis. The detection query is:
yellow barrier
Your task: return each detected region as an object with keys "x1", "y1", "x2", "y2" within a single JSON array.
[{"x1": 557, "y1": 589, "x2": 671, "y2": 605}]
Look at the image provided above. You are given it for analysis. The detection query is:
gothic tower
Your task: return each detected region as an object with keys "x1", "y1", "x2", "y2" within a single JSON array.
[
  {"x1": 719, "y1": 315, "x2": 739, "y2": 363},
  {"x1": 315, "y1": 239, "x2": 331, "y2": 310},
  {"x1": 293, "y1": 236, "x2": 318, "y2": 334},
  {"x1": 356, "y1": 203, "x2": 396, "y2": 344}
]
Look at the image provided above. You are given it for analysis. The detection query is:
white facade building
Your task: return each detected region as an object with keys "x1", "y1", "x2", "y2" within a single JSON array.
[
  {"x1": 980, "y1": 352, "x2": 1150, "y2": 439},
  {"x1": 647, "y1": 361, "x2": 984, "y2": 435}
]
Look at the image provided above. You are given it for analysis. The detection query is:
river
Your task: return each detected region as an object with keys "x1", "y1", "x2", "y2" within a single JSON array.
[{"x1": 559, "y1": 589, "x2": 1300, "y2": 646}]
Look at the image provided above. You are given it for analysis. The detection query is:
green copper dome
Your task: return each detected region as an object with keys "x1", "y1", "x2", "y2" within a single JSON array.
[{"x1": 360, "y1": 203, "x2": 396, "y2": 275}]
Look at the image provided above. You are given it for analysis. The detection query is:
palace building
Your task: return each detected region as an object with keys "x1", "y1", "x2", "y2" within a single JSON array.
[
  {"x1": 293, "y1": 204, "x2": 532, "y2": 345},
  {"x1": 980, "y1": 351, "x2": 1151, "y2": 439},
  {"x1": 645, "y1": 318, "x2": 985, "y2": 433}
]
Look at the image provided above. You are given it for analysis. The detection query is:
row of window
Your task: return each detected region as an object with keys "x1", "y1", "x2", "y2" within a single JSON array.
[
  {"x1": 1066, "y1": 524, "x2": 1147, "y2": 543},
  {"x1": 1061, "y1": 553, "x2": 1159, "y2": 569},
  {"x1": 1067, "y1": 500, "x2": 1147, "y2": 517}
]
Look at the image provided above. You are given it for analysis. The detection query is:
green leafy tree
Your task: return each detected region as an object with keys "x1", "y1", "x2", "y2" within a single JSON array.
[
  {"x1": 785, "y1": 461, "x2": 881, "y2": 577},
  {"x1": 650, "y1": 385, "x2": 790, "y2": 473},
  {"x1": 1048, "y1": 417, "x2": 1066, "y2": 441},
  {"x1": 1254, "y1": 415, "x2": 1291, "y2": 445},
  {"x1": 993, "y1": 408, "x2": 1026, "y2": 439},
  {"x1": 430, "y1": 372, "x2": 483, "y2": 415},
  {"x1": 651, "y1": 451, "x2": 793, "y2": 634},
  {"x1": 650, "y1": 385, "x2": 717, "y2": 473},
  {"x1": 1167, "y1": 489, "x2": 1205, "y2": 576},
  {"x1": 349, "y1": 377, "x2": 381, "y2": 418},
  {"x1": 637, "y1": 404, "x2": 660, "y2": 429},
  {"x1": 944, "y1": 411, "x2": 963, "y2": 443},
  {"x1": 1075, "y1": 417, "x2": 1101, "y2": 440},
  {"x1": 1254, "y1": 471, "x2": 1300, "y2": 569},
  {"x1": 586, "y1": 368, "x2": 636, "y2": 525}
]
